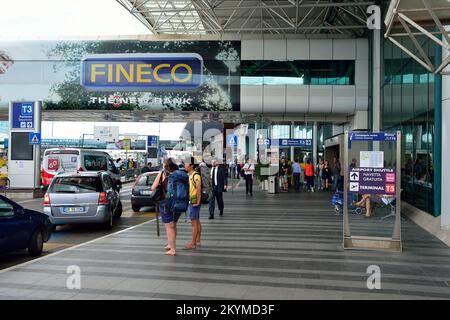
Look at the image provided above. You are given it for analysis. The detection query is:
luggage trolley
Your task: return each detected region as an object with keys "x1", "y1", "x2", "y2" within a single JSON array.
[{"x1": 331, "y1": 190, "x2": 363, "y2": 215}]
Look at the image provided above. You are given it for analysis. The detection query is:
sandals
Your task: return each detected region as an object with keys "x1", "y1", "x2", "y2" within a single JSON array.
[{"x1": 183, "y1": 243, "x2": 197, "y2": 250}]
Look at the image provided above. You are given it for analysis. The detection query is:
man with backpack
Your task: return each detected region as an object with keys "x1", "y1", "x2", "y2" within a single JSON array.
[
  {"x1": 197, "y1": 161, "x2": 213, "y2": 205},
  {"x1": 183, "y1": 158, "x2": 202, "y2": 250}
]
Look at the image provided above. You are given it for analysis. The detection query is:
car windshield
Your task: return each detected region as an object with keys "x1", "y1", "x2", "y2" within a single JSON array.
[
  {"x1": 136, "y1": 175, "x2": 156, "y2": 186},
  {"x1": 50, "y1": 176, "x2": 103, "y2": 193}
]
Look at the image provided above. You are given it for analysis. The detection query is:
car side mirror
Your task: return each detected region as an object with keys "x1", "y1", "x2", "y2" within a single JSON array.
[{"x1": 16, "y1": 207, "x2": 25, "y2": 215}]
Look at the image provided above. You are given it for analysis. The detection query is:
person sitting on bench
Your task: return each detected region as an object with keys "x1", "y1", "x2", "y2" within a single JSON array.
[{"x1": 355, "y1": 194, "x2": 374, "y2": 218}]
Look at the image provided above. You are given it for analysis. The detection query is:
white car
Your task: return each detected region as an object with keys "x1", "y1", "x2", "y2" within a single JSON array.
[{"x1": 41, "y1": 148, "x2": 121, "y2": 191}]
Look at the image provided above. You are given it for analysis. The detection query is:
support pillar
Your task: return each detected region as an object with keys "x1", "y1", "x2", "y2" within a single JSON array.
[
  {"x1": 313, "y1": 122, "x2": 318, "y2": 166},
  {"x1": 441, "y1": 27, "x2": 450, "y2": 228},
  {"x1": 372, "y1": 28, "x2": 381, "y2": 132},
  {"x1": 290, "y1": 121, "x2": 294, "y2": 161}
]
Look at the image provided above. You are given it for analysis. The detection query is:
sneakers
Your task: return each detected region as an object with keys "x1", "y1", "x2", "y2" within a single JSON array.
[
  {"x1": 219, "y1": 211, "x2": 223, "y2": 216},
  {"x1": 208, "y1": 215, "x2": 214, "y2": 220}
]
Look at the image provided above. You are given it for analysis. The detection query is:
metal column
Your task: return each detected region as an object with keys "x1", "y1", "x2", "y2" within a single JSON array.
[
  {"x1": 290, "y1": 121, "x2": 294, "y2": 161},
  {"x1": 313, "y1": 122, "x2": 318, "y2": 166},
  {"x1": 34, "y1": 101, "x2": 42, "y2": 189},
  {"x1": 372, "y1": 28, "x2": 381, "y2": 132}
]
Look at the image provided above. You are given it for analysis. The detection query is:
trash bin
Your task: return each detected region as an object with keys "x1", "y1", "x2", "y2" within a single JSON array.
[{"x1": 268, "y1": 176, "x2": 278, "y2": 194}]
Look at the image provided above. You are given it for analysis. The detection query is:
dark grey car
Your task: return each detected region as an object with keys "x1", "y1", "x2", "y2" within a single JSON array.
[
  {"x1": 131, "y1": 172, "x2": 159, "y2": 212},
  {"x1": 43, "y1": 172, "x2": 122, "y2": 230}
]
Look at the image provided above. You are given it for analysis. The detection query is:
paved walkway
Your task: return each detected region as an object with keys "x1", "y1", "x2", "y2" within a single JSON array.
[{"x1": 0, "y1": 186, "x2": 449, "y2": 300}]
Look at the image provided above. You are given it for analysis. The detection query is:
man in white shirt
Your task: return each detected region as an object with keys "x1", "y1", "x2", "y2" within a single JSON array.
[{"x1": 243, "y1": 158, "x2": 255, "y2": 196}]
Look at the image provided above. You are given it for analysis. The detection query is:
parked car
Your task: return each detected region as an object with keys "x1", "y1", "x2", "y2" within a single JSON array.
[
  {"x1": 0, "y1": 195, "x2": 52, "y2": 256},
  {"x1": 43, "y1": 172, "x2": 122, "y2": 230},
  {"x1": 41, "y1": 148, "x2": 122, "y2": 191},
  {"x1": 131, "y1": 172, "x2": 159, "y2": 212}
]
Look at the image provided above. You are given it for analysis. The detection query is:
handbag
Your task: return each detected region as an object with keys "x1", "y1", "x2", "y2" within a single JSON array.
[{"x1": 151, "y1": 171, "x2": 164, "y2": 202}]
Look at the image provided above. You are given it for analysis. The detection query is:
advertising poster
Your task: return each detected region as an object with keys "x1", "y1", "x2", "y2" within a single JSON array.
[{"x1": 0, "y1": 40, "x2": 241, "y2": 112}]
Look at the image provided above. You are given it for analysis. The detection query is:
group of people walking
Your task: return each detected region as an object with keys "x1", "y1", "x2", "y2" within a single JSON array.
[{"x1": 282, "y1": 157, "x2": 342, "y2": 192}]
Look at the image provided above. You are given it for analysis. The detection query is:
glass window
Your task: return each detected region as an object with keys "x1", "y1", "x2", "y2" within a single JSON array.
[
  {"x1": 84, "y1": 155, "x2": 107, "y2": 171},
  {"x1": 241, "y1": 60, "x2": 354, "y2": 85},
  {"x1": 293, "y1": 124, "x2": 313, "y2": 139},
  {"x1": 136, "y1": 175, "x2": 156, "y2": 186},
  {"x1": 0, "y1": 199, "x2": 14, "y2": 217},
  {"x1": 50, "y1": 176, "x2": 104, "y2": 193},
  {"x1": 271, "y1": 124, "x2": 290, "y2": 139},
  {"x1": 382, "y1": 34, "x2": 437, "y2": 216}
]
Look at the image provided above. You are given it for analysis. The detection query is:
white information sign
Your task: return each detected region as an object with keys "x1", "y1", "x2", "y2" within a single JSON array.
[
  {"x1": 360, "y1": 151, "x2": 384, "y2": 168},
  {"x1": 94, "y1": 126, "x2": 119, "y2": 141}
]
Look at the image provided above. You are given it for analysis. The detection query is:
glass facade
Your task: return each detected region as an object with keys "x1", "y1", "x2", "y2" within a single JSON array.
[
  {"x1": 381, "y1": 35, "x2": 437, "y2": 215},
  {"x1": 241, "y1": 60, "x2": 355, "y2": 85}
]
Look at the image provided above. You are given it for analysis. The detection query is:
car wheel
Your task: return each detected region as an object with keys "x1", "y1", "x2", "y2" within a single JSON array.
[
  {"x1": 51, "y1": 225, "x2": 57, "y2": 233},
  {"x1": 132, "y1": 205, "x2": 141, "y2": 212},
  {"x1": 28, "y1": 228, "x2": 44, "y2": 256},
  {"x1": 113, "y1": 200, "x2": 123, "y2": 219}
]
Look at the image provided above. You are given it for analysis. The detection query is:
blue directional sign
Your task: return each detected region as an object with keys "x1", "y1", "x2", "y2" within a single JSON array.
[
  {"x1": 12, "y1": 102, "x2": 34, "y2": 129},
  {"x1": 29, "y1": 132, "x2": 41, "y2": 145},
  {"x1": 278, "y1": 139, "x2": 312, "y2": 147},
  {"x1": 258, "y1": 139, "x2": 313, "y2": 148},
  {"x1": 227, "y1": 135, "x2": 238, "y2": 147},
  {"x1": 147, "y1": 135, "x2": 159, "y2": 147},
  {"x1": 349, "y1": 132, "x2": 396, "y2": 141}
]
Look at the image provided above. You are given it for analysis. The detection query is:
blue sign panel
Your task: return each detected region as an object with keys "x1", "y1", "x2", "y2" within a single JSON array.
[
  {"x1": 81, "y1": 53, "x2": 203, "y2": 91},
  {"x1": 12, "y1": 102, "x2": 34, "y2": 129},
  {"x1": 147, "y1": 135, "x2": 159, "y2": 147},
  {"x1": 278, "y1": 139, "x2": 313, "y2": 147},
  {"x1": 227, "y1": 135, "x2": 238, "y2": 147},
  {"x1": 349, "y1": 132, "x2": 397, "y2": 141},
  {"x1": 29, "y1": 132, "x2": 41, "y2": 145},
  {"x1": 257, "y1": 139, "x2": 313, "y2": 148}
]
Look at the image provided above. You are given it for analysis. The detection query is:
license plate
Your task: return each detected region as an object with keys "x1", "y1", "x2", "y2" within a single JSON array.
[
  {"x1": 141, "y1": 190, "x2": 152, "y2": 195},
  {"x1": 63, "y1": 207, "x2": 84, "y2": 213}
]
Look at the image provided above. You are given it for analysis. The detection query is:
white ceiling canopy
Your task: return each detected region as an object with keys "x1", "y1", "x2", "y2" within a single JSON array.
[
  {"x1": 385, "y1": 0, "x2": 450, "y2": 75},
  {"x1": 116, "y1": 0, "x2": 375, "y2": 36}
]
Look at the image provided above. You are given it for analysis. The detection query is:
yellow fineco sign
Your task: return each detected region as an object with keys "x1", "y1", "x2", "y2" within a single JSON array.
[{"x1": 81, "y1": 53, "x2": 203, "y2": 91}]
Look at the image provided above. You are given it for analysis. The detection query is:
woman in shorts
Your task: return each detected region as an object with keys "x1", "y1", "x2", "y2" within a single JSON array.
[{"x1": 151, "y1": 158, "x2": 179, "y2": 256}]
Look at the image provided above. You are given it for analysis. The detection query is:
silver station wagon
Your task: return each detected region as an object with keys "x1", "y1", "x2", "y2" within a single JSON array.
[{"x1": 43, "y1": 172, "x2": 122, "y2": 230}]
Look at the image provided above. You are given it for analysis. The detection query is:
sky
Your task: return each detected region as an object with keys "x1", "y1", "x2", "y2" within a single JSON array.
[
  {"x1": 0, "y1": 0, "x2": 151, "y2": 40},
  {"x1": 41, "y1": 121, "x2": 187, "y2": 140}
]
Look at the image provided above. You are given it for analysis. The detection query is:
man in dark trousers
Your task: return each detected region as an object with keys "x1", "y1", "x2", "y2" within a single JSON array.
[{"x1": 209, "y1": 159, "x2": 228, "y2": 219}]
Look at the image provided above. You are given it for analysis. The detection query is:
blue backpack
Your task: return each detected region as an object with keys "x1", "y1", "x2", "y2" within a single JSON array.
[{"x1": 166, "y1": 170, "x2": 189, "y2": 213}]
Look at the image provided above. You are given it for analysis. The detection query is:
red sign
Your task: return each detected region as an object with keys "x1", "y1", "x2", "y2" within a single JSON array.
[
  {"x1": 48, "y1": 158, "x2": 59, "y2": 171},
  {"x1": 385, "y1": 184, "x2": 396, "y2": 194}
]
